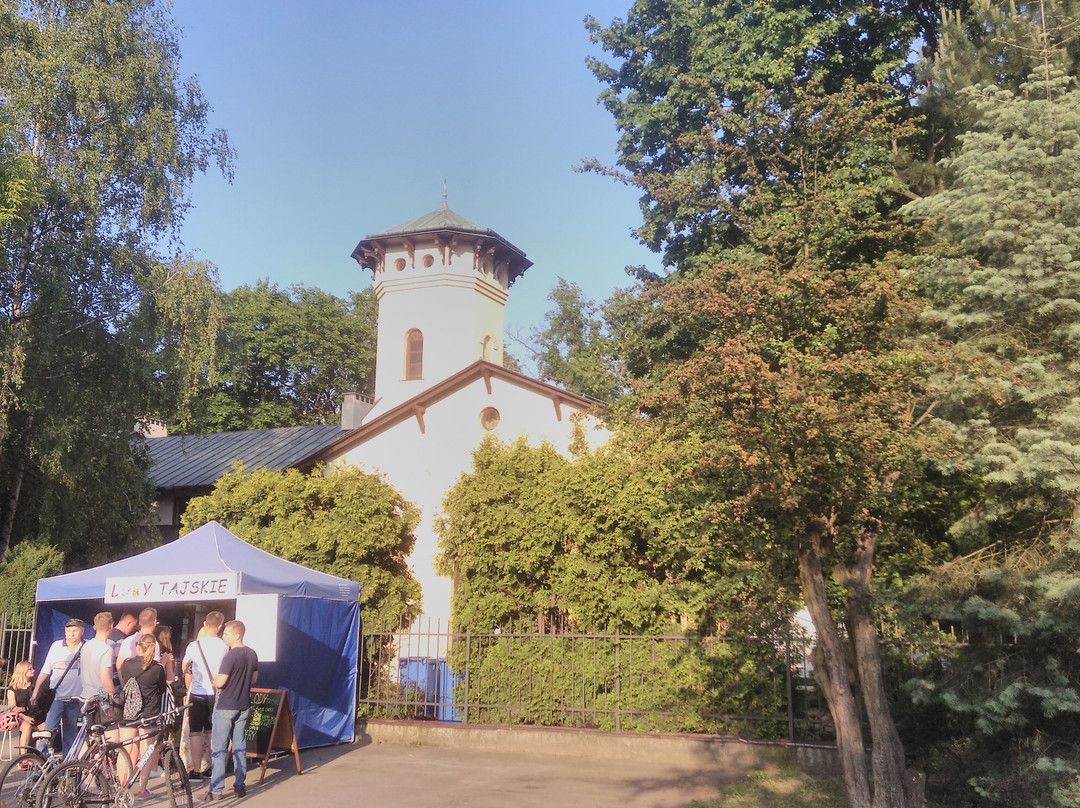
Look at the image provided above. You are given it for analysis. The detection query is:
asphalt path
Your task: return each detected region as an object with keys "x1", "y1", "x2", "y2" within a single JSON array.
[{"x1": 166, "y1": 740, "x2": 738, "y2": 808}]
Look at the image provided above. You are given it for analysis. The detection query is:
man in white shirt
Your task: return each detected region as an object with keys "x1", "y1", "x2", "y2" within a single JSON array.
[
  {"x1": 31, "y1": 618, "x2": 85, "y2": 756},
  {"x1": 181, "y1": 611, "x2": 227, "y2": 780}
]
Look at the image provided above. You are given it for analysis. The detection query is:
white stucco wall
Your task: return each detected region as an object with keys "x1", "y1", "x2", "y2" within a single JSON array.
[
  {"x1": 368, "y1": 242, "x2": 508, "y2": 418},
  {"x1": 333, "y1": 374, "x2": 608, "y2": 630}
]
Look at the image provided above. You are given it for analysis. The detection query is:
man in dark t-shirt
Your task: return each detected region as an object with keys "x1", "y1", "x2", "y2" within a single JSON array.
[{"x1": 201, "y1": 620, "x2": 258, "y2": 802}]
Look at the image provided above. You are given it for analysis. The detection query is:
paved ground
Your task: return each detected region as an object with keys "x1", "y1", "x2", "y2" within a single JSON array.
[{"x1": 170, "y1": 740, "x2": 740, "y2": 808}]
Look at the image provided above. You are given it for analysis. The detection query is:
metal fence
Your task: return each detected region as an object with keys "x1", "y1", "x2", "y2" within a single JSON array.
[
  {"x1": 0, "y1": 610, "x2": 35, "y2": 689},
  {"x1": 358, "y1": 618, "x2": 836, "y2": 743}
]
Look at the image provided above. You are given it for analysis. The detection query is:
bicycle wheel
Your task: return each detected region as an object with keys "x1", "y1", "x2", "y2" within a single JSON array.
[
  {"x1": 36, "y1": 760, "x2": 110, "y2": 808},
  {"x1": 0, "y1": 751, "x2": 49, "y2": 808},
  {"x1": 160, "y1": 746, "x2": 192, "y2": 808}
]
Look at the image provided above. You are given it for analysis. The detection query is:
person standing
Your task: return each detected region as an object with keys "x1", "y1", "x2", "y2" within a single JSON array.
[
  {"x1": 200, "y1": 621, "x2": 258, "y2": 802},
  {"x1": 119, "y1": 634, "x2": 168, "y2": 800},
  {"x1": 31, "y1": 618, "x2": 85, "y2": 756},
  {"x1": 181, "y1": 611, "x2": 227, "y2": 780},
  {"x1": 80, "y1": 613, "x2": 118, "y2": 716},
  {"x1": 115, "y1": 608, "x2": 158, "y2": 673},
  {"x1": 107, "y1": 613, "x2": 137, "y2": 690}
]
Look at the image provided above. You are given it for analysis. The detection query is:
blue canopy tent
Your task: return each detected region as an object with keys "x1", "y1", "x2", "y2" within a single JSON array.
[{"x1": 34, "y1": 521, "x2": 360, "y2": 749}]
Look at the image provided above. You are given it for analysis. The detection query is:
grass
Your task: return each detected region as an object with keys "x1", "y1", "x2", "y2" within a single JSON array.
[{"x1": 685, "y1": 768, "x2": 849, "y2": 808}]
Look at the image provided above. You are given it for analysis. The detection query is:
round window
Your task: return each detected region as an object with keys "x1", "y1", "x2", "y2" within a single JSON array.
[
  {"x1": 422, "y1": 254, "x2": 434, "y2": 268},
  {"x1": 479, "y1": 407, "x2": 500, "y2": 431},
  {"x1": 394, "y1": 257, "x2": 407, "y2": 271}
]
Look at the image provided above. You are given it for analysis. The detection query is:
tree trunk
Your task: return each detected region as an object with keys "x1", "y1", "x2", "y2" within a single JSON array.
[
  {"x1": 799, "y1": 530, "x2": 872, "y2": 808},
  {"x1": 841, "y1": 529, "x2": 927, "y2": 808}
]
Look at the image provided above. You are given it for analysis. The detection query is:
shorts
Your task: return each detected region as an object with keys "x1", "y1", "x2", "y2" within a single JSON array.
[{"x1": 188, "y1": 694, "x2": 215, "y2": 733}]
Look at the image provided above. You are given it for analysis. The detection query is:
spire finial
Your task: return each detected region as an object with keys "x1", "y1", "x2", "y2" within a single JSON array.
[{"x1": 442, "y1": 180, "x2": 448, "y2": 209}]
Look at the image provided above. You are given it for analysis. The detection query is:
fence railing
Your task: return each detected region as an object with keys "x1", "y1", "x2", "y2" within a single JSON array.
[
  {"x1": 358, "y1": 619, "x2": 836, "y2": 743},
  {"x1": 0, "y1": 610, "x2": 35, "y2": 689}
]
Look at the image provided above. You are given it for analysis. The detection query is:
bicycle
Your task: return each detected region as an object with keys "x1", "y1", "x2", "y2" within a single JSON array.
[
  {"x1": 0, "y1": 695, "x2": 114, "y2": 808},
  {"x1": 35, "y1": 703, "x2": 191, "y2": 808}
]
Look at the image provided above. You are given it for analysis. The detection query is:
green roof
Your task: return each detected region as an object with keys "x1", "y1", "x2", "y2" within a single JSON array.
[{"x1": 367, "y1": 202, "x2": 493, "y2": 239}]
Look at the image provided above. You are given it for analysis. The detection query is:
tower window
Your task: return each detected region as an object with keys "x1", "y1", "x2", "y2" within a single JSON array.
[{"x1": 405, "y1": 329, "x2": 423, "y2": 380}]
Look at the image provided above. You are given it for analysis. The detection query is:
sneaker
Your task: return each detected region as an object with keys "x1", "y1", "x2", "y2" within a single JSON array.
[
  {"x1": 234, "y1": 785, "x2": 247, "y2": 798},
  {"x1": 134, "y1": 791, "x2": 153, "y2": 800},
  {"x1": 198, "y1": 791, "x2": 220, "y2": 802},
  {"x1": 187, "y1": 770, "x2": 203, "y2": 780},
  {"x1": 150, "y1": 767, "x2": 164, "y2": 779}
]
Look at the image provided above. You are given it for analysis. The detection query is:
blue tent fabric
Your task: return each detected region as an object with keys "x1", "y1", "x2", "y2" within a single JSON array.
[
  {"x1": 33, "y1": 522, "x2": 359, "y2": 749},
  {"x1": 36, "y1": 521, "x2": 359, "y2": 602}
]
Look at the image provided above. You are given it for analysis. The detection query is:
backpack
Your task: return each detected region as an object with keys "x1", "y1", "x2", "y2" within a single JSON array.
[{"x1": 122, "y1": 675, "x2": 143, "y2": 720}]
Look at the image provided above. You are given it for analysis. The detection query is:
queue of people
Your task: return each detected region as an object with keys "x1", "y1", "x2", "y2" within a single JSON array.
[{"x1": 2, "y1": 608, "x2": 259, "y2": 801}]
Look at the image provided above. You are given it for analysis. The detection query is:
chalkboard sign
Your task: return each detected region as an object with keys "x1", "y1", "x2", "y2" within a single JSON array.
[{"x1": 244, "y1": 688, "x2": 301, "y2": 783}]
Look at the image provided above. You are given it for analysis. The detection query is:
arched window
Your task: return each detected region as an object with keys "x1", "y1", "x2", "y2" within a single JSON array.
[
  {"x1": 482, "y1": 335, "x2": 493, "y2": 361},
  {"x1": 405, "y1": 329, "x2": 423, "y2": 380}
]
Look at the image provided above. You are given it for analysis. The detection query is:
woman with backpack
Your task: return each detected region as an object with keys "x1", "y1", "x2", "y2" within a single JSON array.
[{"x1": 119, "y1": 633, "x2": 169, "y2": 799}]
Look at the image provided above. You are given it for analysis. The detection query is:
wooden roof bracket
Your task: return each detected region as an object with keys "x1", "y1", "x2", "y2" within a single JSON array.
[{"x1": 412, "y1": 405, "x2": 427, "y2": 434}]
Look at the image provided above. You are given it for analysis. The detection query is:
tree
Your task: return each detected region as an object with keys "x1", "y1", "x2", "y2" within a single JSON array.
[
  {"x1": 901, "y1": 13, "x2": 1080, "y2": 801},
  {"x1": 588, "y1": 4, "x2": 965, "y2": 802},
  {"x1": 437, "y1": 432, "x2": 795, "y2": 637},
  {"x1": 174, "y1": 281, "x2": 376, "y2": 433},
  {"x1": 0, "y1": 539, "x2": 62, "y2": 612},
  {"x1": 583, "y1": 0, "x2": 956, "y2": 270},
  {"x1": 181, "y1": 465, "x2": 421, "y2": 628},
  {"x1": 529, "y1": 279, "x2": 623, "y2": 403},
  {"x1": 0, "y1": 0, "x2": 232, "y2": 563}
]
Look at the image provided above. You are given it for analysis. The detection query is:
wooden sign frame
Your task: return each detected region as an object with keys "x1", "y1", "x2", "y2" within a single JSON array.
[{"x1": 245, "y1": 688, "x2": 302, "y2": 783}]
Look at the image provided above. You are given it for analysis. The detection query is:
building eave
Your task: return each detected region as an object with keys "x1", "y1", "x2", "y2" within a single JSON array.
[{"x1": 309, "y1": 361, "x2": 603, "y2": 463}]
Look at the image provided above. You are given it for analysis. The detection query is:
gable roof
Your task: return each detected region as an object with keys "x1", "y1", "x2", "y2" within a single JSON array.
[
  {"x1": 147, "y1": 423, "x2": 347, "y2": 490},
  {"x1": 36, "y1": 520, "x2": 360, "y2": 601},
  {"x1": 146, "y1": 365, "x2": 601, "y2": 493},
  {"x1": 309, "y1": 360, "x2": 602, "y2": 462}
]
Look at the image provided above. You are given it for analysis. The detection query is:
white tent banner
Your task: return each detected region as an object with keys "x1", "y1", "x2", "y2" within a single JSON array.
[
  {"x1": 105, "y1": 573, "x2": 238, "y2": 603},
  {"x1": 235, "y1": 593, "x2": 279, "y2": 662}
]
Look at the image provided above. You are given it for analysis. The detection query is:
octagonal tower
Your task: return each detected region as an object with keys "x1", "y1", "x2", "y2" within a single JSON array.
[{"x1": 351, "y1": 200, "x2": 532, "y2": 419}]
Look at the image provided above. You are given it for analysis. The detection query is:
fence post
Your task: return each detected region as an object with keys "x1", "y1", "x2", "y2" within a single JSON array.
[
  {"x1": 615, "y1": 628, "x2": 621, "y2": 733},
  {"x1": 463, "y1": 629, "x2": 471, "y2": 726},
  {"x1": 785, "y1": 636, "x2": 795, "y2": 743}
]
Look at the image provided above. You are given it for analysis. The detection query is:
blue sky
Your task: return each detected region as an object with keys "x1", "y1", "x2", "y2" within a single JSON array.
[{"x1": 171, "y1": 0, "x2": 659, "y2": 365}]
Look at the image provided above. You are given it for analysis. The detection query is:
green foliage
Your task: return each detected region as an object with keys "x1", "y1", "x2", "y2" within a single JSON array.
[
  {"x1": 901, "y1": 542, "x2": 1080, "y2": 808},
  {"x1": 181, "y1": 464, "x2": 421, "y2": 628},
  {"x1": 584, "y1": 0, "x2": 945, "y2": 268},
  {"x1": 438, "y1": 433, "x2": 795, "y2": 636},
  {"x1": 907, "y1": 68, "x2": 1080, "y2": 548},
  {"x1": 448, "y1": 630, "x2": 791, "y2": 737},
  {"x1": 165, "y1": 281, "x2": 377, "y2": 432},
  {"x1": 0, "y1": 540, "x2": 63, "y2": 612},
  {"x1": 529, "y1": 279, "x2": 623, "y2": 403},
  {"x1": 0, "y1": 0, "x2": 232, "y2": 563}
]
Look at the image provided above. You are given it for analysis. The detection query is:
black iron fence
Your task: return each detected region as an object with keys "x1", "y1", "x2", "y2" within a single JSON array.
[
  {"x1": 358, "y1": 618, "x2": 837, "y2": 742},
  {"x1": 0, "y1": 610, "x2": 35, "y2": 688}
]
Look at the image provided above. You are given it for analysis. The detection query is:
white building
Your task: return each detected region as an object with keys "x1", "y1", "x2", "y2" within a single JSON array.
[{"x1": 148, "y1": 201, "x2": 607, "y2": 629}]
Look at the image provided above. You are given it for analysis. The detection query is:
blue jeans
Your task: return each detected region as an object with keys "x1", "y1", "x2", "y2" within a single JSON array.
[
  {"x1": 42, "y1": 698, "x2": 82, "y2": 757},
  {"x1": 209, "y1": 707, "x2": 250, "y2": 795}
]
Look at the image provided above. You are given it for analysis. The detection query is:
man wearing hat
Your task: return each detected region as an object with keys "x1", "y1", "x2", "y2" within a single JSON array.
[{"x1": 31, "y1": 618, "x2": 86, "y2": 756}]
